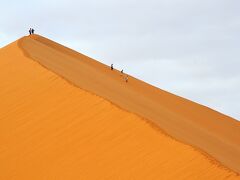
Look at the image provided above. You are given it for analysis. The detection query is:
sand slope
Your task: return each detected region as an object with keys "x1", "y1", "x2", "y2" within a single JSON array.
[
  {"x1": 17, "y1": 35, "x2": 240, "y2": 173},
  {"x1": 0, "y1": 36, "x2": 239, "y2": 179}
]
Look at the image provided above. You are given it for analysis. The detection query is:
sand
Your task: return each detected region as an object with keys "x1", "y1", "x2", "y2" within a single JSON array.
[
  {"x1": 0, "y1": 35, "x2": 239, "y2": 179},
  {"x1": 20, "y1": 35, "x2": 240, "y2": 172}
]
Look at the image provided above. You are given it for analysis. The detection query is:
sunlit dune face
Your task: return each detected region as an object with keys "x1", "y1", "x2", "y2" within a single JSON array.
[{"x1": 0, "y1": 37, "x2": 239, "y2": 179}]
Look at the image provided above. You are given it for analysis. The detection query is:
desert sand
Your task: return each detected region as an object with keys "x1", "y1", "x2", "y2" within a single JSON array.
[{"x1": 0, "y1": 35, "x2": 239, "y2": 179}]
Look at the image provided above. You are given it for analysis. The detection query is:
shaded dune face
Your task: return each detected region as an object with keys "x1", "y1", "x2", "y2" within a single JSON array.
[{"x1": 0, "y1": 36, "x2": 238, "y2": 179}]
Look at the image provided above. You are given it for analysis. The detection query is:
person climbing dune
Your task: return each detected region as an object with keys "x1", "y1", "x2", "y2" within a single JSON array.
[
  {"x1": 111, "y1": 64, "x2": 113, "y2": 70},
  {"x1": 125, "y1": 75, "x2": 128, "y2": 83}
]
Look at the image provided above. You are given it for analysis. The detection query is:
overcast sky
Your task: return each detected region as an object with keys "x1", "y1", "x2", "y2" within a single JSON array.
[{"x1": 0, "y1": 0, "x2": 239, "y2": 120}]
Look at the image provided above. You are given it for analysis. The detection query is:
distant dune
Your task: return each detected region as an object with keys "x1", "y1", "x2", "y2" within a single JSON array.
[{"x1": 0, "y1": 35, "x2": 239, "y2": 179}]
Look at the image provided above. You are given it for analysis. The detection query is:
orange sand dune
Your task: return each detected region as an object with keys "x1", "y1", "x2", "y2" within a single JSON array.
[
  {"x1": 19, "y1": 35, "x2": 240, "y2": 173},
  {"x1": 0, "y1": 36, "x2": 239, "y2": 179}
]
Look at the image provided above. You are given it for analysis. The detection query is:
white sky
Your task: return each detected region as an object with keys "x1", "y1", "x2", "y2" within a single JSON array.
[{"x1": 0, "y1": 0, "x2": 239, "y2": 120}]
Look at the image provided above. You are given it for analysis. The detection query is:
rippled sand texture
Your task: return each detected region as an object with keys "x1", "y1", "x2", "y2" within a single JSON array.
[{"x1": 0, "y1": 36, "x2": 239, "y2": 179}]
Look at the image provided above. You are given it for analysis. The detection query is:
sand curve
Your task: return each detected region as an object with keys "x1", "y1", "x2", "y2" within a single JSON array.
[{"x1": 18, "y1": 34, "x2": 240, "y2": 173}]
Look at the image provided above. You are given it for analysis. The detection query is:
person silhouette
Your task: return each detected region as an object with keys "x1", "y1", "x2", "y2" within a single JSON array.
[
  {"x1": 31, "y1": 28, "x2": 35, "y2": 34},
  {"x1": 125, "y1": 75, "x2": 128, "y2": 83},
  {"x1": 29, "y1": 28, "x2": 32, "y2": 35},
  {"x1": 111, "y1": 64, "x2": 113, "y2": 70},
  {"x1": 121, "y1": 69, "x2": 123, "y2": 74}
]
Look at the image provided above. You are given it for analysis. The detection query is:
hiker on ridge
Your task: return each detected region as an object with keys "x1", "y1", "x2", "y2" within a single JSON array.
[
  {"x1": 111, "y1": 64, "x2": 113, "y2": 70},
  {"x1": 29, "y1": 28, "x2": 32, "y2": 35},
  {"x1": 31, "y1": 28, "x2": 35, "y2": 34}
]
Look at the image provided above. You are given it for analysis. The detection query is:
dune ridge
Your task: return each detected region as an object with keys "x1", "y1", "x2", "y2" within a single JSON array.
[
  {"x1": 17, "y1": 35, "x2": 240, "y2": 173},
  {"x1": 0, "y1": 36, "x2": 239, "y2": 179}
]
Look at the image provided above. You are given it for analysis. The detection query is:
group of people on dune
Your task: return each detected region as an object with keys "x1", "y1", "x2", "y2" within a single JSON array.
[
  {"x1": 111, "y1": 64, "x2": 128, "y2": 83},
  {"x1": 29, "y1": 28, "x2": 35, "y2": 35}
]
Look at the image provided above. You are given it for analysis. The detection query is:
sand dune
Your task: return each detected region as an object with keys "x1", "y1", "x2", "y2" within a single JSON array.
[
  {"x1": 20, "y1": 35, "x2": 240, "y2": 172},
  {"x1": 0, "y1": 35, "x2": 239, "y2": 179}
]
